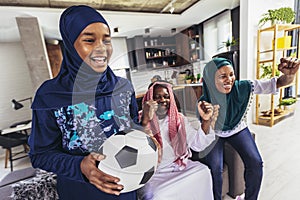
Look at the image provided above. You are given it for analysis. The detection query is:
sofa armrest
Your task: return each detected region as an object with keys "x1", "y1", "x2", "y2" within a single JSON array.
[
  {"x1": 0, "y1": 167, "x2": 36, "y2": 187},
  {"x1": 0, "y1": 168, "x2": 58, "y2": 200},
  {"x1": 0, "y1": 167, "x2": 36, "y2": 200}
]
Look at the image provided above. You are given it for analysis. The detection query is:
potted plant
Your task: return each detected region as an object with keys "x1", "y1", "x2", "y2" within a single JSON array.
[
  {"x1": 185, "y1": 75, "x2": 194, "y2": 84},
  {"x1": 278, "y1": 97, "x2": 297, "y2": 110},
  {"x1": 219, "y1": 36, "x2": 238, "y2": 51},
  {"x1": 260, "y1": 63, "x2": 280, "y2": 79},
  {"x1": 258, "y1": 7, "x2": 295, "y2": 27}
]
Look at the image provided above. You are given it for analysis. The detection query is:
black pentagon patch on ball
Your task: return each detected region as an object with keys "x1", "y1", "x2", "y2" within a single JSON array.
[
  {"x1": 115, "y1": 145, "x2": 138, "y2": 168},
  {"x1": 147, "y1": 136, "x2": 157, "y2": 151},
  {"x1": 115, "y1": 129, "x2": 133, "y2": 136},
  {"x1": 140, "y1": 166, "x2": 155, "y2": 184}
]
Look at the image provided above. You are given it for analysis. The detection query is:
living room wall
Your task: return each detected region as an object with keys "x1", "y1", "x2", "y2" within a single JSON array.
[
  {"x1": 0, "y1": 37, "x2": 130, "y2": 130},
  {"x1": 240, "y1": 0, "x2": 294, "y2": 123},
  {"x1": 0, "y1": 42, "x2": 33, "y2": 129}
]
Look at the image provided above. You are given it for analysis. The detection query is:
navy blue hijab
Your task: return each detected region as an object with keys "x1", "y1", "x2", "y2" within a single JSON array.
[
  {"x1": 32, "y1": 5, "x2": 130, "y2": 110},
  {"x1": 199, "y1": 58, "x2": 251, "y2": 131}
]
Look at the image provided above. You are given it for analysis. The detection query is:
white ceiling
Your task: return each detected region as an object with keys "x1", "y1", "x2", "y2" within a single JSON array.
[{"x1": 0, "y1": 0, "x2": 239, "y2": 42}]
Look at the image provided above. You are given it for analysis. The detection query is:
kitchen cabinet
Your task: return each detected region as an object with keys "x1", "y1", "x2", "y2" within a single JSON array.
[
  {"x1": 173, "y1": 87, "x2": 185, "y2": 113},
  {"x1": 173, "y1": 84, "x2": 202, "y2": 115},
  {"x1": 255, "y1": 24, "x2": 300, "y2": 127},
  {"x1": 175, "y1": 29, "x2": 190, "y2": 66},
  {"x1": 183, "y1": 86, "x2": 200, "y2": 114},
  {"x1": 144, "y1": 36, "x2": 177, "y2": 68},
  {"x1": 187, "y1": 25, "x2": 203, "y2": 62},
  {"x1": 175, "y1": 24, "x2": 204, "y2": 66},
  {"x1": 126, "y1": 36, "x2": 147, "y2": 70},
  {"x1": 127, "y1": 24, "x2": 204, "y2": 69}
]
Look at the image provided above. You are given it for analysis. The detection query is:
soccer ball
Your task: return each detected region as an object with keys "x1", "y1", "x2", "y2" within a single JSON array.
[{"x1": 98, "y1": 129, "x2": 159, "y2": 193}]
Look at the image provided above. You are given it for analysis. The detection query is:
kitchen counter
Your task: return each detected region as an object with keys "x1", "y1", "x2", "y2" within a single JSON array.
[
  {"x1": 135, "y1": 85, "x2": 185, "y2": 99},
  {"x1": 175, "y1": 83, "x2": 203, "y2": 87},
  {"x1": 135, "y1": 84, "x2": 202, "y2": 115}
]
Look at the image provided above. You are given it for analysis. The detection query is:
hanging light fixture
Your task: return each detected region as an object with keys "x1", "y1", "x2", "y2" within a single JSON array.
[
  {"x1": 169, "y1": 6, "x2": 175, "y2": 14},
  {"x1": 161, "y1": 0, "x2": 176, "y2": 14}
]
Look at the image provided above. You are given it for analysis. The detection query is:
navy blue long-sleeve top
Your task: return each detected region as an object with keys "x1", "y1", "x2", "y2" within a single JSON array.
[{"x1": 28, "y1": 83, "x2": 139, "y2": 200}]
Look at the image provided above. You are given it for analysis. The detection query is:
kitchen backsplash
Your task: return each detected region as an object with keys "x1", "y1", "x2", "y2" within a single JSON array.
[{"x1": 130, "y1": 61, "x2": 207, "y2": 95}]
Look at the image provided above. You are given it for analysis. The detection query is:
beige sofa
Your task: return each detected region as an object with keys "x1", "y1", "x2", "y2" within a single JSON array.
[
  {"x1": 191, "y1": 141, "x2": 245, "y2": 198},
  {"x1": 191, "y1": 133, "x2": 256, "y2": 199}
]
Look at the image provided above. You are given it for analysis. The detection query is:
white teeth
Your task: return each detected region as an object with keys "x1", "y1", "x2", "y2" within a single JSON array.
[
  {"x1": 223, "y1": 84, "x2": 231, "y2": 89},
  {"x1": 92, "y1": 57, "x2": 106, "y2": 62}
]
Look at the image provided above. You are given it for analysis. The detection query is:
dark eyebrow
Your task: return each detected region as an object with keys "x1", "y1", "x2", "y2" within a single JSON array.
[
  {"x1": 217, "y1": 73, "x2": 226, "y2": 77},
  {"x1": 81, "y1": 32, "x2": 111, "y2": 38},
  {"x1": 82, "y1": 32, "x2": 94, "y2": 36},
  {"x1": 104, "y1": 34, "x2": 111, "y2": 38}
]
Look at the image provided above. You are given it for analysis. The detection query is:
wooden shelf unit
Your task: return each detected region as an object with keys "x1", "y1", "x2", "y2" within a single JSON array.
[
  {"x1": 143, "y1": 36, "x2": 177, "y2": 68},
  {"x1": 255, "y1": 24, "x2": 300, "y2": 127}
]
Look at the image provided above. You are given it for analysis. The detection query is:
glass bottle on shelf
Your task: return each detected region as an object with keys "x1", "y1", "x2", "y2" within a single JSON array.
[
  {"x1": 165, "y1": 48, "x2": 170, "y2": 55},
  {"x1": 197, "y1": 73, "x2": 202, "y2": 83}
]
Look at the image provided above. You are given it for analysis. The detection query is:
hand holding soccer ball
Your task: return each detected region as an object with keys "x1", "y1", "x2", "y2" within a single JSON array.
[
  {"x1": 80, "y1": 152, "x2": 124, "y2": 195},
  {"x1": 97, "y1": 129, "x2": 159, "y2": 193}
]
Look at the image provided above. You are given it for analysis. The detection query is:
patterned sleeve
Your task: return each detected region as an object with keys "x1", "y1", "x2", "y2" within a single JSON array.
[
  {"x1": 251, "y1": 77, "x2": 278, "y2": 94},
  {"x1": 28, "y1": 110, "x2": 86, "y2": 182}
]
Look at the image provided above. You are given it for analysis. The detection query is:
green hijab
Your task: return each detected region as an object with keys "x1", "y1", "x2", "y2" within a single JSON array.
[{"x1": 199, "y1": 57, "x2": 251, "y2": 131}]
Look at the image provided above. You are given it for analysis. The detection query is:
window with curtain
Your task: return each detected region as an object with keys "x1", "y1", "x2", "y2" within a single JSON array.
[{"x1": 203, "y1": 10, "x2": 232, "y2": 60}]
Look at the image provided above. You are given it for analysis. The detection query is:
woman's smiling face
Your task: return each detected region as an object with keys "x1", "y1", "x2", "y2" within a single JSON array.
[
  {"x1": 74, "y1": 22, "x2": 112, "y2": 73},
  {"x1": 214, "y1": 65, "x2": 236, "y2": 94}
]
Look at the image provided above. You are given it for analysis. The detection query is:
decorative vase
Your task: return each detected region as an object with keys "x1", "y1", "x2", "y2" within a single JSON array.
[
  {"x1": 185, "y1": 79, "x2": 192, "y2": 84},
  {"x1": 283, "y1": 103, "x2": 296, "y2": 111}
]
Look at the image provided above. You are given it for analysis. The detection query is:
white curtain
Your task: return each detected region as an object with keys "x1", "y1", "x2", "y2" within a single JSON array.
[{"x1": 203, "y1": 10, "x2": 232, "y2": 59}]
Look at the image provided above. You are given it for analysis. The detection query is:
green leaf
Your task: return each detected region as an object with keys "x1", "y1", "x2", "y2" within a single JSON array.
[
  {"x1": 278, "y1": 98, "x2": 297, "y2": 106},
  {"x1": 258, "y1": 7, "x2": 295, "y2": 26}
]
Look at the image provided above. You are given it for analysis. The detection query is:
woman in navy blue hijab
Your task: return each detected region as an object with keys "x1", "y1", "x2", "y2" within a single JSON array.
[{"x1": 28, "y1": 5, "x2": 139, "y2": 200}]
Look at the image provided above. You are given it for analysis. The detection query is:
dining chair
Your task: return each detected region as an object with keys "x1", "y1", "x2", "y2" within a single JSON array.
[{"x1": 0, "y1": 127, "x2": 29, "y2": 171}]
